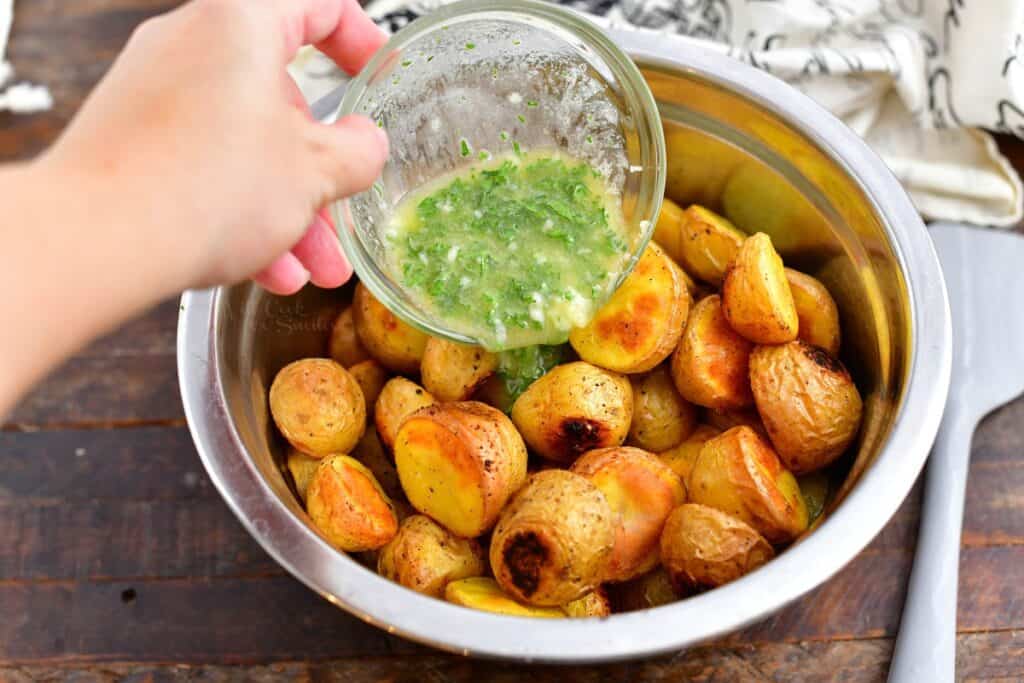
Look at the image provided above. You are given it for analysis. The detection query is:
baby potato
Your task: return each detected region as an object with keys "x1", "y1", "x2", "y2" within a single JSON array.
[
  {"x1": 786, "y1": 268, "x2": 841, "y2": 356},
  {"x1": 328, "y1": 306, "x2": 370, "y2": 367},
  {"x1": 705, "y1": 407, "x2": 768, "y2": 439},
  {"x1": 511, "y1": 362, "x2": 633, "y2": 464},
  {"x1": 351, "y1": 429, "x2": 403, "y2": 502},
  {"x1": 628, "y1": 365, "x2": 698, "y2": 452},
  {"x1": 396, "y1": 402, "x2": 528, "y2": 538},
  {"x1": 658, "y1": 424, "x2": 720, "y2": 482},
  {"x1": 722, "y1": 233, "x2": 798, "y2": 344},
  {"x1": 688, "y1": 426, "x2": 808, "y2": 543},
  {"x1": 563, "y1": 587, "x2": 612, "y2": 618},
  {"x1": 491, "y1": 470, "x2": 615, "y2": 606},
  {"x1": 374, "y1": 378, "x2": 437, "y2": 452},
  {"x1": 377, "y1": 515, "x2": 486, "y2": 598},
  {"x1": 269, "y1": 359, "x2": 366, "y2": 457},
  {"x1": 652, "y1": 198, "x2": 688, "y2": 273},
  {"x1": 445, "y1": 578, "x2": 565, "y2": 619},
  {"x1": 286, "y1": 449, "x2": 320, "y2": 503},
  {"x1": 347, "y1": 359, "x2": 389, "y2": 411},
  {"x1": 660, "y1": 503, "x2": 774, "y2": 592},
  {"x1": 306, "y1": 455, "x2": 398, "y2": 552},
  {"x1": 421, "y1": 338, "x2": 498, "y2": 402},
  {"x1": 676, "y1": 205, "x2": 746, "y2": 285},
  {"x1": 610, "y1": 567, "x2": 681, "y2": 611},
  {"x1": 749, "y1": 341, "x2": 863, "y2": 474},
  {"x1": 798, "y1": 471, "x2": 830, "y2": 525},
  {"x1": 670, "y1": 295, "x2": 754, "y2": 410},
  {"x1": 352, "y1": 282, "x2": 429, "y2": 374},
  {"x1": 569, "y1": 242, "x2": 690, "y2": 374},
  {"x1": 571, "y1": 447, "x2": 686, "y2": 582}
]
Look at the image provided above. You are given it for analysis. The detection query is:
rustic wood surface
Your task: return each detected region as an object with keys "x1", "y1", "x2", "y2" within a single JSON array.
[{"x1": 3, "y1": 1, "x2": 1024, "y2": 681}]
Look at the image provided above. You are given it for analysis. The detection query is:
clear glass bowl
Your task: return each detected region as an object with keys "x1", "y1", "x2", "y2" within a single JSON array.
[{"x1": 328, "y1": 0, "x2": 665, "y2": 347}]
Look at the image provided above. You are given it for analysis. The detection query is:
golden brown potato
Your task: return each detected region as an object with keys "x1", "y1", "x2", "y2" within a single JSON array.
[
  {"x1": 445, "y1": 578, "x2": 565, "y2": 618},
  {"x1": 421, "y1": 338, "x2": 498, "y2": 402},
  {"x1": 670, "y1": 295, "x2": 754, "y2": 410},
  {"x1": 705, "y1": 407, "x2": 768, "y2": 439},
  {"x1": 652, "y1": 198, "x2": 689, "y2": 273},
  {"x1": 490, "y1": 470, "x2": 614, "y2": 605},
  {"x1": 658, "y1": 424, "x2": 720, "y2": 483},
  {"x1": 269, "y1": 359, "x2": 366, "y2": 457},
  {"x1": 569, "y1": 242, "x2": 690, "y2": 374},
  {"x1": 563, "y1": 587, "x2": 612, "y2": 618},
  {"x1": 347, "y1": 359, "x2": 389, "y2": 412},
  {"x1": 628, "y1": 365, "x2": 698, "y2": 452},
  {"x1": 676, "y1": 205, "x2": 746, "y2": 285},
  {"x1": 722, "y1": 233, "x2": 798, "y2": 344},
  {"x1": 511, "y1": 362, "x2": 633, "y2": 464},
  {"x1": 798, "y1": 471, "x2": 830, "y2": 525},
  {"x1": 306, "y1": 455, "x2": 398, "y2": 552},
  {"x1": 688, "y1": 426, "x2": 808, "y2": 543},
  {"x1": 472, "y1": 374, "x2": 515, "y2": 414},
  {"x1": 351, "y1": 429, "x2": 403, "y2": 502},
  {"x1": 396, "y1": 402, "x2": 528, "y2": 538},
  {"x1": 377, "y1": 515, "x2": 486, "y2": 597},
  {"x1": 374, "y1": 377, "x2": 437, "y2": 452},
  {"x1": 286, "y1": 449, "x2": 320, "y2": 503},
  {"x1": 328, "y1": 306, "x2": 370, "y2": 367},
  {"x1": 571, "y1": 447, "x2": 686, "y2": 582},
  {"x1": 610, "y1": 567, "x2": 681, "y2": 611},
  {"x1": 749, "y1": 341, "x2": 863, "y2": 474},
  {"x1": 352, "y1": 282, "x2": 428, "y2": 374},
  {"x1": 660, "y1": 503, "x2": 774, "y2": 591},
  {"x1": 786, "y1": 268, "x2": 841, "y2": 356}
]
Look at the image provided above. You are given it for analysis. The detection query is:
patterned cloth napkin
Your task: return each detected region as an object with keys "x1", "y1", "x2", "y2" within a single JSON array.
[{"x1": 0, "y1": 0, "x2": 52, "y2": 114}]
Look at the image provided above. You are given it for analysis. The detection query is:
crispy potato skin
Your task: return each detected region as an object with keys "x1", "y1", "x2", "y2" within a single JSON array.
[
  {"x1": 328, "y1": 306, "x2": 370, "y2": 367},
  {"x1": 610, "y1": 567, "x2": 680, "y2": 611},
  {"x1": 722, "y1": 233, "x2": 798, "y2": 344},
  {"x1": 347, "y1": 360, "x2": 389, "y2": 412},
  {"x1": 569, "y1": 243, "x2": 690, "y2": 374},
  {"x1": 421, "y1": 338, "x2": 498, "y2": 402},
  {"x1": 571, "y1": 447, "x2": 686, "y2": 582},
  {"x1": 286, "y1": 449, "x2": 320, "y2": 503},
  {"x1": 749, "y1": 341, "x2": 863, "y2": 474},
  {"x1": 688, "y1": 426, "x2": 809, "y2": 543},
  {"x1": 269, "y1": 359, "x2": 366, "y2": 457},
  {"x1": 306, "y1": 455, "x2": 398, "y2": 552},
  {"x1": 511, "y1": 362, "x2": 633, "y2": 464},
  {"x1": 629, "y1": 365, "x2": 698, "y2": 452},
  {"x1": 658, "y1": 424, "x2": 720, "y2": 483},
  {"x1": 377, "y1": 515, "x2": 486, "y2": 597},
  {"x1": 677, "y1": 205, "x2": 746, "y2": 285},
  {"x1": 395, "y1": 402, "x2": 528, "y2": 538},
  {"x1": 351, "y1": 429, "x2": 404, "y2": 502},
  {"x1": 445, "y1": 578, "x2": 565, "y2": 618},
  {"x1": 660, "y1": 503, "x2": 774, "y2": 591},
  {"x1": 490, "y1": 470, "x2": 615, "y2": 605},
  {"x1": 670, "y1": 295, "x2": 754, "y2": 410},
  {"x1": 785, "y1": 268, "x2": 841, "y2": 356},
  {"x1": 374, "y1": 378, "x2": 437, "y2": 452},
  {"x1": 563, "y1": 586, "x2": 612, "y2": 618},
  {"x1": 352, "y1": 283, "x2": 428, "y2": 374}
]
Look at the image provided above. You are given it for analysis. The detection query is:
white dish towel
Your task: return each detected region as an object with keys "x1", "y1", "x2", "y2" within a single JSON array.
[{"x1": 0, "y1": 0, "x2": 52, "y2": 114}]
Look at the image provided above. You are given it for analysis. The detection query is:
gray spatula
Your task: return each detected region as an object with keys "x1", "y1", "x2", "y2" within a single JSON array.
[{"x1": 888, "y1": 222, "x2": 1024, "y2": 682}]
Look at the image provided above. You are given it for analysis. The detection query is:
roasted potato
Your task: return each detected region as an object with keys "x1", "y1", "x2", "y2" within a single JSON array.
[
  {"x1": 786, "y1": 268, "x2": 841, "y2": 356},
  {"x1": 286, "y1": 449, "x2": 320, "y2": 503},
  {"x1": 375, "y1": 377, "x2": 437, "y2": 452},
  {"x1": 688, "y1": 426, "x2": 808, "y2": 543},
  {"x1": 563, "y1": 587, "x2": 612, "y2": 618},
  {"x1": 421, "y1": 338, "x2": 498, "y2": 402},
  {"x1": 269, "y1": 359, "x2": 366, "y2": 457},
  {"x1": 628, "y1": 365, "x2": 698, "y2": 452},
  {"x1": 351, "y1": 429, "x2": 403, "y2": 502},
  {"x1": 705, "y1": 407, "x2": 768, "y2": 439},
  {"x1": 306, "y1": 455, "x2": 398, "y2": 552},
  {"x1": 652, "y1": 198, "x2": 689, "y2": 275},
  {"x1": 377, "y1": 515, "x2": 486, "y2": 597},
  {"x1": 490, "y1": 470, "x2": 615, "y2": 605},
  {"x1": 610, "y1": 567, "x2": 681, "y2": 611},
  {"x1": 571, "y1": 447, "x2": 686, "y2": 582},
  {"x1": 328, "y1": 306, "x2": 370, "y2": 367},
  {"x1": 396, "y1": 401, "x2": 528, "y2": 538},
  {"x1": 658, "y1": 424, "x2": 720, "y2": 482},
  {"x1": 798, "y1": 471, "x2": 830, "y2": 525},
  {"x1": 749, "y1": 341, "x2": 863, "y2": 474},
  {"x1": 660, "y1": 503, "x2": 774, "y2": 592},
  {"x1": 511, "y1": 362, "x2": 633, "y2": 464},
  {"x1": 676, "y1": 205, "x2": 746, "y2": 285},
  {"x1": 721, "y1": 233, "x2": 798, "y2": 344},
  {"x1": 352, "y1": 282, "x2": 428, "y2": 374},
  {"x1": 670, "y1": 295, "x2": 754, "y2": 410},
  {"x1": 569, "y1": 242, "x2": 690, "y2": 374},
  {"x1": 347, "y1": 359, "x2": 389, "y2": 411},
  {"x1": 445, "y1": 578, "x2": 565, "y2": 618}
]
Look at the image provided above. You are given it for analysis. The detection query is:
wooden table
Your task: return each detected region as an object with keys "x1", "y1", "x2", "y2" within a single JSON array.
[{"x1": 3, "y1": 2, "x2": 1024, "y2": 680}]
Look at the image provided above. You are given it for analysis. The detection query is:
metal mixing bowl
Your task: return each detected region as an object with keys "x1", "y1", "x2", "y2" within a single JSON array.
[{"x1": 177, "y1": 28, "x2": 952, "y2": 662}]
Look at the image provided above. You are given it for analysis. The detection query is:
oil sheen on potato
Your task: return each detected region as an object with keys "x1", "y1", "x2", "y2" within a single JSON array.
[{"x1": 385, "y1": 150, "x2": 630, "y2": 350}]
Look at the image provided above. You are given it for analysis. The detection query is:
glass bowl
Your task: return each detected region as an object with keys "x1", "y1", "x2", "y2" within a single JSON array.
[{"x1": 327, "y1": 0, "x2": 665, "y2": 348}]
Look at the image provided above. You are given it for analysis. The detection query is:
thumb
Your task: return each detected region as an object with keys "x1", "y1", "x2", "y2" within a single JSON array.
[{"x1": 304, "y1": 114, "x2": 389, "y2": 202}]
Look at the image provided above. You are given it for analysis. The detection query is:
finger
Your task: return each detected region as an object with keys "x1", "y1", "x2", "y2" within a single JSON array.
[
  {"x1": 283, "y1": 71, "x2": 313, "y2": 115},
  {"x1": 315, "y1": 0, "x2": 387, "y2": 75},
  {"x1": 306, "y1": 113, "x2": 389, "y2": 199},
  {"x1": 291, "y1": 210, "x2": 353, "y2": 288},
  {"x1": 276, "y1": 0, "x2": 387, "y2": 75},
  {"x1": 253, "y1": 252, "x2": 310, "y2": 295}
]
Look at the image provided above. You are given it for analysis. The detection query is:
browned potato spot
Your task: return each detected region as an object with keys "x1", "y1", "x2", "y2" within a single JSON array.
[
  {"x1": 421, "y1": 338, "x2": 498, "y2": 402},
  {"x1": 629, "y1": 365, "x2": 698, "y2": 452},
  {"x1": 490, "y1": 470, "x2": 614, "y2": 606},
  {"x1": 395, "y1": 402, "x2": 528, "y2": 538},
  {"x1": 786, "y1": 268, "x2": 841, "y2": 356},
  {"x1": 377, "y1": 515, "x2": 485, "y2": 598},
  {"x1": 722, "y1": 233, "x2": 798, "y2": 344},
  {"x1": 445, "y1": 578, "x2": 565, "y2": 618},
  {"x1": 677, "y1": 205, "x2": 746, "y2": 285},
  {"x1": 658, "y1": 424, "x2": 721, "y2": 482},
  {"x1": 688, "y1": 426, "x2": 808, "y2": 543},
  {"x1": 347, "y1": 359, "x2": 389, "y2": 412},
  {"x1": 569, "y1": 242, "x2": 690, "y2": 374},
  {"x1": 374, "y1": 377, "x2": 437, "y2": 452},
  {"x1": 328, "y1": 306, "x2": 370, "y2": 367},
  {"x1": 286, "y1": 449, "x2": 320, "y2": 503},
  {"x1": 670, "y1": 295, "x2": 754, "y2": 410},
  {"x1": 511, "y1": 362, "x2": 633, "y2": 464},
  {"x1": 352, "y1": 282, "x2": 428, "y2": 374},
  {"x1": 563, "y1": 587, "x2": 611, "y2": 618},
  {"x1": 306, "y1": 455, "x2": 398, "y2": 552},
  {"x1": 610, "y1": 567, "x2": 681, "y2": 611},
  {"x1": 269, "y1": 359, "x2": 366, "y2": 457},
  {"x1": 750, "y1": 341, "x2": 863, "y2": 474},
  {"x1": 571, "y1": 447, "x2": 686, "y2": 582},
  {"x1": 660, "y1": 503, "x2": 774, "y2": 591}
]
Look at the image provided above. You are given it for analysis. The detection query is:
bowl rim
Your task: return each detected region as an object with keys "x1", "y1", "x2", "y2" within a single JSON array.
[{"x1": 177, "y1": 28, "x2": 951, "y2": 663}]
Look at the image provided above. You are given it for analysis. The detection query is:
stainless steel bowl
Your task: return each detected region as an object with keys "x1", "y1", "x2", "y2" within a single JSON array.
[{"x1": 177, "y1": 29, "x2": 951, "y2": 663}]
